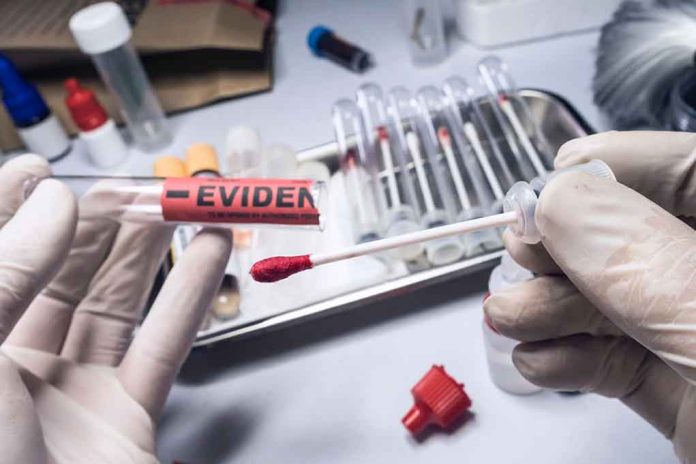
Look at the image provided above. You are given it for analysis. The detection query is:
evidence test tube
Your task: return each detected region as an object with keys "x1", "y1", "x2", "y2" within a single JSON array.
[
  {"x1": 442, "y1": 76, "x2": 514, "y2": 210},
  {"x1": 387, "y1": 86, "x2": 464, "y2": 266},
  {"x1": 69, "y1": 2, "x2": 171, "y2": 151},
  {"x1": 27, "y1": 175, "x2": 327, "y2": 229},
  {"x1": 332, "y1": 98, "x2": 383, "y2": 244},
  {"x1": 478, "y1": 56, "x2": 551, "y2": 179},
  {"x1": 436, "y1": 83, "x2": 503, "y2": 255},
  {"x1": 356, "y1": 83, "x2": 424, "y2": 260},
  {"x1": 414, "y1": 86, "x2": 467, "y2": 264}
]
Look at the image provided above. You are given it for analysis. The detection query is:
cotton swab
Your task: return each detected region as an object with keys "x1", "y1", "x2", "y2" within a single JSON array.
[
  {"x1": 462, "y1": 122, "x2": 504, "y2": 199},
  {"x1": 406, "y1": 130, "x2": 437, "y2": 212},
  {"x1": 250, "y1": 211, "x2": 518, "y2": 282},
  {"x1": 498, "y1": 95, "x2": 546, "y2": 176},
  {"x1": 378, "y1": 126, "x2": 402, "y2": 208},
  {"x1": 437, "y1": 126, "x2": 471, "y2": 210}
]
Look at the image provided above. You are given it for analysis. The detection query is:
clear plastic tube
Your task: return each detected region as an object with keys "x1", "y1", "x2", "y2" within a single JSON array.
[
  {"x1": 332, "y1": 98, "x2": 383, "y2": 243},
  {"x1": 356, "y1": 83, "x2": 423, "y2": 260},
  {"x1": 478, "y1": 56, "x2": 553, "y2": 176},
  {"x1": 404, "y1": 0, "x2": 447, "y2": 66},
  {"x1": 442, "y1": 76, "x2": 515, "y2": 199},
  {"x1": 387, "y1": 86, "x2": 464, "y2": 266},
  {"x1": 90, "y1": 42, "x2": 170, "y2": 151},
  {"x1": 28, "y1": 176, "x2": 327, "y2": 230}
]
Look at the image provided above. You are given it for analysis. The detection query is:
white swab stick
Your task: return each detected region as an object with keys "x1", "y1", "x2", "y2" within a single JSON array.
[
  {"x1": 406, "y1": 130, "x2": 437, "y2": 212},
  {"x1": 311, "y1": 211, "x2": 517, "y2": 266},
  {"x1": 378, "y1": 127, "x2": 402, "y2": 207},
  {"x1": 463, "y1": 122, "x2": 504, "y2": 199},
  {"x1": 437, "y1": 127, "x2": 471, "y2": 210},
  {"x1": 499, "y1": 96, "x2": 546, "y2": 176}
]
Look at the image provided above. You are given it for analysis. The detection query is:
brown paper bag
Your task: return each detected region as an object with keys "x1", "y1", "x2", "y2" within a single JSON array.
[{"x1": 0, "y1": 0, "x2": 274, "y2": 151}]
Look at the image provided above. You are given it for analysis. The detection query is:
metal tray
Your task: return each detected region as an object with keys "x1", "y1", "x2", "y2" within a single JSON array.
[{"x1": 193, "y1": 89, "x2": 592, "y2": 347}]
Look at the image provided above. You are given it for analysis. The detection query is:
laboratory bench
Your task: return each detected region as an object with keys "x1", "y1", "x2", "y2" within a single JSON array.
[{"x1": 50, "y1": 1, "x2": 677, "y2": 462}]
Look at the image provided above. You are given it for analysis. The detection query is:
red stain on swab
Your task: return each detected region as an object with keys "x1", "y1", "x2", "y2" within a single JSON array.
[
  {"x1": 377, "y1": 126, "x2": 389, "y2": 141},
  {"x1": 437, "y1": 126, "x2": 450, "y2": 143},
  {"x1": 250, "y1": 255, "x2": 314, "y2": 282}
]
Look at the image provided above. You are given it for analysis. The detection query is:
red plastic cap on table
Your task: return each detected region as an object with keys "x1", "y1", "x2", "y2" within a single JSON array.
[
  {"x1": 402, "y1": 365, "x2": 472, "y2": 436},
  {"x1": 64, "y1": 77, "x2": 108, "y2": 131}
]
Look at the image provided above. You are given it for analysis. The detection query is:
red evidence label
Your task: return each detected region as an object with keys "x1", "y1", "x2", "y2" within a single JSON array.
[{"x1": 161, "y1": 178, "x2": 321, "y2": 226}]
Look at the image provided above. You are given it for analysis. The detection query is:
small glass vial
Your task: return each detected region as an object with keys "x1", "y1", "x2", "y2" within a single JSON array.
[
  {"x1": 69, "y1": 2, "x2": 171, "y2": 151},
  {"x1": 483, "y1": 253, "x2": 542, "y2": 395},
  {"x1": 404, "y1": 0, "x2": 447, "y2": 66}
]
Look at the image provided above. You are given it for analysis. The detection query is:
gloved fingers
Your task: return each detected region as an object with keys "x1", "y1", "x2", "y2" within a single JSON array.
[
  {"x1": 556, "y1": 131, "x2": 696, "y2": 218},
  {"x1": 6, "y1": 215, "x2": 120, "y2": 353},
  {"x1": 513, "y1": 335, "x2": 686, "y2": 438},
  {"x1": 502, "y1": 229, "x2": 562, "y2": 275},
  {"x1": 484, "y1": 275, "x2": 622, "y2": 342},
  {"x1": 118, "y1": 228, "x2": 231, "y2": 419},
  {"x1": 0, "y1": 355, "x2": 49, "y2": 463},
  {"x1": 60, "y1": 222, "x2": 174, "y2": 366},
  {"x1": 674, "y1": 387, "x2": 696, "y2": 463},
  {"x1": 536, "y1": 171, "x2": 696, "y2": 384},
  {"x1": 0, "y1": 179, "x2": 76, "y2": 343},
  {"x1": 0, "y1": 154, "x2": 51, "y2": 227}
]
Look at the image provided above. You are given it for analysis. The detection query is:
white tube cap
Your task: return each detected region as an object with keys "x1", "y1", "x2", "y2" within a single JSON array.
[{"x1": 70, "y1": 2, "x2": 132, "y2": 55}]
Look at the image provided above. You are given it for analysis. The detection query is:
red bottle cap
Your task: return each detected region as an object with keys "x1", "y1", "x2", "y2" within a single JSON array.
[
  {"x1": 64, "y1": 77, "x2": 108, "y2": 131},
  {"x1": 402, "y1": 365, "x2": 472, "y2": 436}
]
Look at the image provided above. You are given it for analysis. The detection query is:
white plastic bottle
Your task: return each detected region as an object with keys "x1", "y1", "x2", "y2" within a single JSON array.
[
  {"x1": 64, "y1": 78, "x2": 128, "y2": 168},
  {"x1": 483, "y1": 252, "x2": 543, "y2": 395}
]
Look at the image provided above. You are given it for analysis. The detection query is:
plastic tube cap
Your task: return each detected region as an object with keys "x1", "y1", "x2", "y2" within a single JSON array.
[
  {"x1": 64, "y1": 78, "x2": 108, "y2": 131},
  {"x1": 185, "y1": 143, "x2": 220, "y2": 176},
  {"x1": 154, "y1": 156, "x2": 187, "y2": 177},
  {"x1": 0, "y1": 53, "x2": 50, "y2": 127},
  {"x1": 70, "y1": 2, "x2": 132, "y2": 55},
  {"x1": 402, "y1": 365, "x2": 472, "y2": 436},
  {"x1": 307, "y1": 25, "x2": 332, "y2": 56}
]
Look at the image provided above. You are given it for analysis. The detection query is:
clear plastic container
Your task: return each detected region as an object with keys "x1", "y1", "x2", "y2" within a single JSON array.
[
  {"x1": 442, "y1": 76, "x2": 514, "y2": 201},
  {"x1": 332, "y1": 98, "x2": 383, "y2": 243},
  {"x1": 404, "y1": 0, "x2": 447, "y2": 66},
  {"x1": 28, "y1": 176, "x2": 327, "y2": 230},
  {"x1": 484, "y1": 253, "x2": 542, "y2": 395},
  {"x1": 478, "y1": 56, "x2": 552, "y2": 177},
  {"x1": 356, "y1": 83, "x2": 424, "y2": 260},
  {"x1": 70, "y1": 2, "x2": 171, "y2": 151},
  {"x1": 387, "y1": 86, "x2": 464, "y2": 266}
]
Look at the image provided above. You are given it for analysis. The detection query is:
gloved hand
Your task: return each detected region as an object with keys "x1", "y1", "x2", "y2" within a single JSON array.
[
  {"x1": 0, "y1": 154, "x2": 231, "y2": 463},
  {"x1": 484, "y1": 131, "x2": 696, "y2": 463}
]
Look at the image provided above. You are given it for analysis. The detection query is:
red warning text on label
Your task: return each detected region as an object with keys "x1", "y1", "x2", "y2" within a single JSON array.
[{"x1": 161, "y1": 178, "x2": 321, "y2": 226}]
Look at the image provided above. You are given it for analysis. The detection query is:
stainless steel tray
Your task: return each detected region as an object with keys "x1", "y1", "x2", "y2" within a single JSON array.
[{"x1": 193, "y1": 89, "x2": 591, "y2": 347}]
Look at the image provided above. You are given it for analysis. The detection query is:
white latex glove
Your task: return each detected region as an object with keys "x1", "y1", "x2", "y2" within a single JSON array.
[
  {"x1": 484, "y1": 131, "x2": 696, "y2": 462},
  {"x1": 0, "y1": 154, "x2": 231, "y2": 463}
]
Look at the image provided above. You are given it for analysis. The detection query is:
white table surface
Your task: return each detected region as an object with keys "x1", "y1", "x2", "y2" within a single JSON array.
[{"x1": 51, "y1": 1, "x2": 677, "y2": 462}]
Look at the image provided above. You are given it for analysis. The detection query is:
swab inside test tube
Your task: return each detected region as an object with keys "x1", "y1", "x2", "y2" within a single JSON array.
[
  {"x1": 356, "y1": 83, "x2": 424, "y2": 260},
  {"x1": 478, "y1": 56, "x2": 553, "y2": 177},
  {"x1": 332, "y1": 98, "x2": 383, "y2": 243},
  {"x1": 27, "y1": 176, "x2": 327, "y2": 229}
]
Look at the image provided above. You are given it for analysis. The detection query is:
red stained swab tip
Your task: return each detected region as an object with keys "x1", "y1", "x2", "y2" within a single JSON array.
[
  {"x1": 250, "y1": 255, "x2": 314, "y2": 283},
  {"x1": 437, "y1": 126, "x2": 450, "y2": 142},
  {"x1": 377, "y1": 126, "x2": 389, "y2": 141}
]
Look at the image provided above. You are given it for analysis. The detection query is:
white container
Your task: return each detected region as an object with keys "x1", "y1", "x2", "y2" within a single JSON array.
[
  {"x1": 483, "y1": 252, "x2": 542, "y2": 394},
  {"x1": 18, "y1": 115, "x2": 71, "y2": 161},
  {"x1": 79, "y1": 119, "x2": 128, "y2": 168},
  {"x1": 456, "y1": 0, "x2": 624, "y2": 48}
]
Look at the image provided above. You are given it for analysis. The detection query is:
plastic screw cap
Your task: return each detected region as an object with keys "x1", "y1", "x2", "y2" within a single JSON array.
[
  {"x1": 154, "y1": 156, "x2": 187, "y2": 177},
  {"x1": 402, "y1": 365, "x2": 472, "y2": 436},
  {"x1": 185, "y1": 143, "x2": 220, "y2": 176},
  {"x1": 70, "y1": 2, "x2": 132, "y2": 55},
  {"x1": 64, "y1": 78, "x2": 108, "y2": 131}
]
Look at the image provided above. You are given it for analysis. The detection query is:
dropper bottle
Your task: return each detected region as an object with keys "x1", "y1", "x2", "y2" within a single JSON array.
[
  {"x1": 0, "y1": 53, "x2": 71, "y2": 161},
  {"x1": 64, "y1": 77, "x2": 128, "y2": 168}
]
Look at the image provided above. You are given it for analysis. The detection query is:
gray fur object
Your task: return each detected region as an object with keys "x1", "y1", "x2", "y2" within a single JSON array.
[{"x1": 594, "y1": 0, "x2": 696, "y2": 128}]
